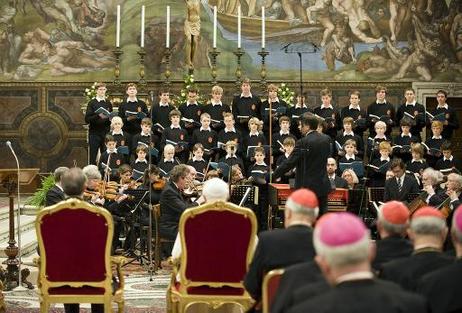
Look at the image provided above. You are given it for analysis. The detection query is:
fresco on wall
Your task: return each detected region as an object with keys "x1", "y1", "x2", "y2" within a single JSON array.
[{"x1": 0, "y1": 0, "x2": 461, "y2": 82}]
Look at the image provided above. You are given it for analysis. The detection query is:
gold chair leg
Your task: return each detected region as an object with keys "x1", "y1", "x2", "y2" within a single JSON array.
[
  {"x1": 39, "y1": 301, "x2": 49, "y2": 313},
  {"x1": 117, "y1": 300, "x2": 124, "y2": 313}
]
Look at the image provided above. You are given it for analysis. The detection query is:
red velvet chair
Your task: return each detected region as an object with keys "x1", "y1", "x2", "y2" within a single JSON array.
[
  {"x1": 262, "y1": 269, "x2": 284, "y2": 313},
  {"x1": 35, "y1": 198, "x2": 125, "y2": 313},
  {"x1": 167, "y1": 201, "x2": 257, "y2": 313}
]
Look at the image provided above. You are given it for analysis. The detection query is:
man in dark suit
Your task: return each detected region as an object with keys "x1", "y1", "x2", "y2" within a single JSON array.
[
  {"x1": 159, "y1": 164, "x2": 205, "y2": 241},
  {"x1": 417, "y1": 205, "x2": 462, "y2": 313},
  {"x1": 273, "y1": 114, "x2": 332, "y2": 214},
  {"x1": 379, "y1": 207, "x2": 454, "y2": 291},
  {"x1": 244, "y1": 188, "x2": 319, "y2": 310},
  {"x1": 287, "y1": 212, "x2": 427, "y2": 313},
  {"x1": 327, "y1": 158, "x2": 348, "y2": 189},
  {"x1": 45, "y1": 166, "x2": 69, "y2": 206},
  {"x1": 373, "y1": 201, "x2": 413, "y2": 271},
  {"x1": 384, "y1": 158, "x2": 420, "y2": 202}
]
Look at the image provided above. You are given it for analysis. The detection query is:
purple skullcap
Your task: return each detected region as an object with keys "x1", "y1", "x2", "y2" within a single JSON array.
[
  {"x1": 318, "y1": 212, "x2": 368, "y2": 247},
  {"x1": 454, "y1": 205, "x2": 462, "y2": 233}
]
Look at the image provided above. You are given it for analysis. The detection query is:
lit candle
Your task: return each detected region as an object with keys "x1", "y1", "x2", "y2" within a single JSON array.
[
  {"x1": 238, "y1": 5, "x2": 241, "y2": 48},
  {"x1": 116, "y1": 5, "x2": 121, "y2": 47},
  {"x1": 213, "y1": 6, "x2": 217, "y2": 48},
  {"x1": 166, "y1": 6, "x2": 170, "y2": 48},
  {"x1": 140, "y1": 5, "x2": 145, "y2": 48},
  {"x1": 261, "y1": 6, "x2": 265, "y2": 49}
]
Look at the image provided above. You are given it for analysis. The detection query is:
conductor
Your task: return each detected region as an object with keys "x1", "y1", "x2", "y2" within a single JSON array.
[{"x1": 273, "y1": 113, "x2": 331, "y2": 214}]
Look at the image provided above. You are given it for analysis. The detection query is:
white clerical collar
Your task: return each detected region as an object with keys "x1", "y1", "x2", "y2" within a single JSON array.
[
  {"x1": 211, "y1": 101, "x2": 222, "y2": 106},
  {"x1": 240, "y1": 92, "x2": 253, "y2": 98},
  {"x1": 200, "y1": 127, "x2": 211, "y2": 132},
  {"x1": 127, "y1": 97, "x2": 138, "y2": 102},
  {"x1": 432, "y1": 135, "x2": 442, "y2": 139},
  {"x1": 405, "y1": 102, "x2": 416, "y2": 106},
  {"x1": 135, "y1": 159, "x2": 147, "y2": 163},
  {"x1": 106, "y1": 149, "x2": 116, "y2": 154},
  {"x1": 336, "y1": 271, "x2": 374, "y2": 284},
  {"x1": 401, "y1": 133, "x2": 412, "y2": 137},
  {"x1": 112, "y1": 130, "x2": 123, "y2": 135},
  {"x1": 280, "y1": 130, "x2": 290, "y2": 136},
  {"x1": 96, "y1": 96, "x2": 105, "y2": 102},
  {"x1": 159, "y1": 101, "x2": 169, "y2": 107},
  {"x1": 170, "y1": 125, "x2": 181, "y2": 129},
  {"x1": 412, "y1": 159, "x2": 424, "y2": 163},
  {"x1": 344, "y1": 131, "x2": 354, "y2": 136},
  {"x1": 249, "y1": 131, "x2": 259, "y2": 137},
  {"x1": 192, "y1": 156, "x2": 204, "y2": 162},
  {"x1": 444, "y1": 156, "x2": 454, "y2": 161},
  {"x1": 348, "y1": 104, "x2": 360, "y2": 110},
  {"x1": 321, "y1": 104, "x2": 333, "y2": 110},
  {"x1": 224, "y1": 127, "x2": 236, "y2": 133},
  {"x1": 255, "y1": 162, "x2": 267, "y2": 166},
  {"x1": 380, "y1": 156, "x2": 390, "y2": 162},
  {"x1": 437, "y1": 103, "x2": 448, "y2": 110}
]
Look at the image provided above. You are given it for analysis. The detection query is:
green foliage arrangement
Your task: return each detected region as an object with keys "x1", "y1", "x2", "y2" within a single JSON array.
[
  {"x1": 278, "y1": 83, "x2": 295, "y2": 106},
  {"x1": 173, "y1": 74, "x2": 206, "y2": 106},
  {"x1": 27, "y1": 174, "x2": 55, "y2": 207}
]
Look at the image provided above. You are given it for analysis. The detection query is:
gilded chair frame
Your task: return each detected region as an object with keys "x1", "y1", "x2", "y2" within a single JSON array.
[
  {"x1": 35, "y1": 198, "x2": 125, "y2": 313},
  {"x1": 262, "y1": 269, "x2": 284, "y2": 313},
  {"x1": 169, "y1": 201, "x2": 257, "y2": 313}
]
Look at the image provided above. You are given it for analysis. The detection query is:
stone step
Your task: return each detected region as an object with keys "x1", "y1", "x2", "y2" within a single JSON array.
[{"x1": 0, "y1": 218, "x2": 37, "y2": 259}]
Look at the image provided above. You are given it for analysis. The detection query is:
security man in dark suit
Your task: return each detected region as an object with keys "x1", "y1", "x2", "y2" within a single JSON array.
[
  {"x1": 45, "y1": 166, "x2": 69, "y2": 206},
  {"x1": 244, "y1": 188, "x2": 319, "y2": 311},
  {"x1": 326, "y1": 158, "x2": 349, "y2": 189},
  {"x1": 273, "y1": 113, "x2": 332, "y2": 214},
  {"x1": 417, "y1": 205, "x2": 462, "y2": 313},
  {"x1": 373, "y1": 201, "x2": 413, "y2": 271},
  {"x1": 159, "y1": 164, "x2": 205, "y2": 241},
  {"x1": 384, "y1": 158, "x2": 420, "y2": 202}
]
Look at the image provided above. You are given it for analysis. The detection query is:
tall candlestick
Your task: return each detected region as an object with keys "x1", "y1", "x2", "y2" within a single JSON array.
[
  {"x1": 261, "y1": 6, "x2": 265, "y2": 49},
  {"x1": 116, "y1": 5, "x2": 121, "y2": 47},
  {"x1": 140, "y1": 5, "x2": 145, "y2": 48},
  {"x1": 238, "y1": 5, "x2": 241, "y2": 48},
  {"x1": 166, "y1": 6, "x2": 170, "y2": 48},
  {"x1": 213, "y1": 6, "x2": 217, "y2": 48}
]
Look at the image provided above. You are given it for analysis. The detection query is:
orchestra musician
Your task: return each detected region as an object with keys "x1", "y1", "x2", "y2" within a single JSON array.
[
  {"x1": 45, "y1": 166, "x2": 69, "y2": 206},
  {"x1": 422, "y1": 168, "x2": 447, "y2": 207},
  {"x1": 384, "y1": 158, "x2": 420, "y2": 202}
]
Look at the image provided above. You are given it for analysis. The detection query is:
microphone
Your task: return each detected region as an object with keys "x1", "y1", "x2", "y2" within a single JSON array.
[{"x1": 6, "y1": 140, "x2": 24, "y2": 289}]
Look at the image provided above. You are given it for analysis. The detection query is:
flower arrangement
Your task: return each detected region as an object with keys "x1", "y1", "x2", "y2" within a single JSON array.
[
  {"x1": 278, "y1": 83, "x2": 295, "y2": 106},
  {"x1": 173, "y1": 74, "x2": 205, "y2": 106},
  {"x1": 84, "y1": 82, "x2": 109, "y2": 102}
]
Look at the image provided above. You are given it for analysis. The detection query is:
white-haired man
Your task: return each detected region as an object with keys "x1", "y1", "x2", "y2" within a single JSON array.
[
  {"x1": 373, "y1": 201, "x2": 413, "y2": 271},
  {"x1": 417, "y1": 205, "x2": 462, "y2": 313},
  {"x1": 288, "y1": 212, "x2": 427, "y2": 313},
  {"x1": 380, "y1": 207, "x2": 454, "y2": 291},
  {"x1": 171, "y1": 177, "x2": 229, "y2": 259},
  {"x1": 244, "y1": 188, "x2": 318, "y2": 309},
  {"x1": 422, "y1": 168, "x2": 446, "y2": 207}
]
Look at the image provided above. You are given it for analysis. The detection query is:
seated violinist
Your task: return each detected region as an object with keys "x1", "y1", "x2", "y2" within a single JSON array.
[{"x1": 445, "y1": 173, "x2": 462, "y2": 218}]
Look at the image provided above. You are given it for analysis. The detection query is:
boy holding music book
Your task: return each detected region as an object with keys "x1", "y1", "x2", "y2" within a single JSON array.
[
  {"x1": 161, "y1": 109, "x2": 189, "y2": 162},
  {"x1": 131, "y1": 117, "x2": 159, "y2": 161},
  {"x1": 203, "y1": 85, "x2": 231, "y2": 132},
  {"x1": 431, "y1": 89, "x2": 460, "y2": 140},
  {"x1": 231, "y1": 78, "x2": 262, "y2": 135},
  {"x1": 366, "y1": 85, "x2": 395, "y2": 137},
  {"x1": 157, "y1": 144, "x2": 177, "y2": 177},
  {"x1": 395, "y1": 88, "x2": 426, "y2": 139},
  {"x1": 217, "y1": 112, "x2": 241, "y2": 156},
  {"x1": 367, "y1": 121, "x2": 390, "y2": 160},
  {"x1": 219, "y1": 141, "x2": 244, "y2": 172},
  {"x1": 243, "y1": 117, "x2": 267, "y2": 163},
  {"x1": 313, "y1": 88, "x2": 339, "y2": 139},
  {"x1": 187, "y1": 143, "x2": 208, "y2": 176},
  {"x1": 276, "y1": 137, "x2": 295, "y2": 183},
  {"x1": 392, "y1": 119, "x2": 419, "y2": 163},
  {"x1": 272, "y1": 116, "x2": 296, "y2": 160},
  {"x1": 435, "y1": 141, "x2": 462, "y2": 174},
  {"x1": 367, "y1": 141, "x2": 392, "y2": 187},
  {"x1": 130, "y1": 145, "x2": 149, "y2": 181},
  {"x1": 98, "y1": 134, "x2": 125, "y2": 180},
  {"x1": 191, "y1": 112, "x2": 217, "y2": 159},
  {"x1": 287, "y1": 94, "x2": 310, "y2": 139},
  {"x1": 247, "y1": 146, "x2": 270, "y2": 231},
  {"x1": 150, "y1": 88, "x2": 174, "y2": 133},
  {"x1": 423, "y1": 120, "x2": 446, "y2": 168},
  {"x1": 260, "y1": 84, "x2": 288, "y2": 137},
  {"x1": 179, "y1": 88, "x2": 202, "y2": 135},
  {"x1": 335, "y1": 117, "x2": 364, "y2": 158}
]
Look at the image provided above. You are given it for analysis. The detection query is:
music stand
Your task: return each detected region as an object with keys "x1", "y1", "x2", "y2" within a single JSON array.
[
  {"x1": 231, "y1": 185, "x2": 259, "y2": 206},
  {"x1": 121, "y1": 188, "x2": 153, "y2": 267},
  {"x1": 0, "y1": 168, "x2": 39, "y2": 290}
]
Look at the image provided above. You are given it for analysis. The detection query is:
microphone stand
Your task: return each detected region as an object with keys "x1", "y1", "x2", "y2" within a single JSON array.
[
  {"x1": 5, "y1": 141, "x2": 32, "y2": 290},
  {"x1": 358, "y1": 137, "x2": 375, "y2": 221}
]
